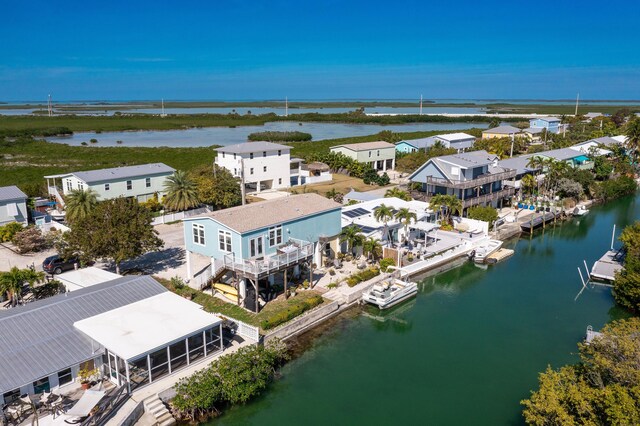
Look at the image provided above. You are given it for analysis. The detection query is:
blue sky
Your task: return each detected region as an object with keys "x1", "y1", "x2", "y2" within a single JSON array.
[{"x1": 2, "y1": 0, "x2": 640, "y2": 101}]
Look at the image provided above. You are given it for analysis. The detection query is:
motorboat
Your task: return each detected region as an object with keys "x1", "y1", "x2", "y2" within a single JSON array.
[
  {"x1": 473, "y1": 239, "x2": 503, "y2": 264},
  {"x1": 47, "y1": 209, "x2": 66, "y2": 221},
  {"x1": 573, "y1": 205, "x2": 590, "y2": 216},
  {"x1": 362, "y1": 274, "x2": 418, "y2": 309}
]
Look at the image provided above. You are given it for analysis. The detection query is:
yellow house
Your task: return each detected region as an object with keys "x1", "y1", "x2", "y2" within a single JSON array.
[{"x1": 482, "y1": 125, "x2": 524, "y2": 139}]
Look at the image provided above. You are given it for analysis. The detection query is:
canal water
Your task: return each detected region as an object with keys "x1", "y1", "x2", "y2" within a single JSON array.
[
  {"x1": 46, "y1": 122, "x2": 486, "y2": 148},
  {"x1": 213, "y1": 195, "x2": 637, "y2": 426}
]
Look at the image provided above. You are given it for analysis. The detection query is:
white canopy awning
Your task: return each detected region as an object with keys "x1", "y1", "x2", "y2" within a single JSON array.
[
  {"x1": 409, "y1": 222, "x2": 439, "y2": 233},
  {"x1": 74, "y1": 292, "x2": 222, "y2": 361}
]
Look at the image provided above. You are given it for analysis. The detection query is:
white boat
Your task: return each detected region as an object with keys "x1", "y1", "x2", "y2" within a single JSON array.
[
  {"x1": 573, "y1": 205, "x2": 590, "y2": 216},
  {"x1": 473, "y1": 239, "x2": 503, "y2": 264},
  {"x1": 47, "y1": 209, "x2": 66, "y2": 221},
  {"x1": 362, "y1": 274, "x2": 418, "y2": 309}
]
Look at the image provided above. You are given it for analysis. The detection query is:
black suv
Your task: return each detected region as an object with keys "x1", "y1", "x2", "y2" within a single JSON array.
[{"x1": 43, "y1": 255, "x2": 80, "y2": 274}]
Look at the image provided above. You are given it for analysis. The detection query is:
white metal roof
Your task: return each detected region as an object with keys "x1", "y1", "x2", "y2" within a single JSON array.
[
  {"x1": 74, "y1": 292, "x2": 221, "y2": 361},
  {"x1": 434, "y1": 132, "x2": 475, "y2": 142},
  {"x1": 56, "y1": 267, "x2": 121, "y2": 292}
]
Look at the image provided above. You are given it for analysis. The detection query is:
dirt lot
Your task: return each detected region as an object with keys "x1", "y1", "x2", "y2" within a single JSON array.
[{"x1": 288, "y1": 173, "x2": 389, "y2": 196}]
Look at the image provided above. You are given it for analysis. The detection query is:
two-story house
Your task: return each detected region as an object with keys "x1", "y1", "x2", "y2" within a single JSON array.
[
  {"x1": 529, "y1": 117, "x2": 561, "y2": 134},
  {"x1": 330, "y1": 141, "x2": 396, "y2": 171},
  {"x1": 409, "y1": 150, "x2": 517, "y2": 210},
  {"x1": 45, "y1": 163, "x2": 175, "y2": 203},
  {"x1": 482, "y1": 125, "x2": 524, "y2": 140},
  {"x1": 215, "y1": 141, "x2": 291, "y2": 193},
  {"x1": 183, "y1": 193, "x2": 342, "y2": 312},
  {"x1": 395, "y1": 133, "x2": 476, "y2": 154},
  {"x1": 0, "y1": 186, "x2": 28, "y2": 226}
]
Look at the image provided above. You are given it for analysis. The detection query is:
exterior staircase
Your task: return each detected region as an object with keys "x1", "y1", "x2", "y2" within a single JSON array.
[{"x1": 143, "y1": 395, "x2": 176, "y2": 426}]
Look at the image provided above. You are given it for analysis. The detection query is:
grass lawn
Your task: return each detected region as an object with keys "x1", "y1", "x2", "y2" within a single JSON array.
[
  {"x1": 289, "y1": 173, "x2": 385, "y2": 196},
  {"x1": 155, "y1": 276, "x2": 324, "y2": 331}
]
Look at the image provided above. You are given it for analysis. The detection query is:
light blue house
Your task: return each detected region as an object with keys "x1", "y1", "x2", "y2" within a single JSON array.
[
  {"x1": 395, "y1": 137, "x2": 437, "y2": 153},
  {"x1": 529, "y1": 117, "x2": 561, "y2": 134},
  {"x1": 0, "y1": 186, "x2": 28, "y2": 226},
  {"x1": 183, "y1": 193, "x2": 342, "y2": 312}
]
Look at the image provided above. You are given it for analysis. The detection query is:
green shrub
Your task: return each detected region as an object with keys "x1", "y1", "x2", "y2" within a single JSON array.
[
  {"x1": 467, "y1": 205, "x2": 499, "y2": 226},
  {"x1": 248, "y1": 131, "x2": 312, "y2": 142},
  {"x1": 379, "y1": 257, "x2": 396, "y2": 272},
  {"x1": 596, "y1": 175, "x2": 637, "y2": 201},
  {"x1": 0, "y1": 222, "x2": 24, "y2": 242},
  {"x1": 346, "y1": 267, "x2": 381, "y2": 287},
  {"x1": 259, "y1": 295, "x2": 324, "y2": 330}
]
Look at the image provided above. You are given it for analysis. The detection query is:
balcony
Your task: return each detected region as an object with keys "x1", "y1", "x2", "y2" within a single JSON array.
[
  {"x1": 222, "y1": 238, "x2": 314, "y2": 280},
  {"x1": 421, "y1": 169, "x2": 517, "y2": 190},
  {"x1": 411, "y1": 187, "x2": 515, "y2": 209}
]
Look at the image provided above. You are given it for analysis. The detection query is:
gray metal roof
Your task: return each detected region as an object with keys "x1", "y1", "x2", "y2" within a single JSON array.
[
  {"x1": 531, "y1": 116, "x2": 561, "y2": 122},
  {"x1": 483, "y1": 125, "x2": 522, "y2": 134},
  {"x1": 72, "y1": 163, "x2": 175, "y2": 184},
  {"x1": 433, "y1": 150, "x2": 497, "y2": 169},
  {"x1": 0, "y1": 275, "x2": 166, "y2": 393},
  {"x1": 523, "y1": 127, "x2": 544, "y2": 134},
  {"x1": 216, "y1": 141, "x2": 290, "y2": 154},
  {"x1": 535, "y1": 147, "x2": 586, "y2": 161},
  {"x1": 498, "y1": 155, "x2": 537, "y2": 175},
  {"x1": 0, "y1": 185, "x2": 27, "y2": 202},
  {"x1": 397, "y1": 137, "x2": 437, "y2": 149},
  {"x1": 580, "y1": 136, "x2": 622, "y2": 148}
]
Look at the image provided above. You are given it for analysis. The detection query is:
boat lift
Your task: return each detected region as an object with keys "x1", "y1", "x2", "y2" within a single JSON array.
[{"x1": 576, "y1": 225, "x2": 618, "y2": 300}]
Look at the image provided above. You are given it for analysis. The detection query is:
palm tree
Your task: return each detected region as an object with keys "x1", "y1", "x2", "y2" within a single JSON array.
[
  {"x1": 163, "y1": 170, "x2": 199, "y2": 212},
  {"x1": 0, "y1": 267, "x2": 44, "y2": 306},
  {"x1": 363, "y1": 237, "x2": 382, "y2": 261},
  {"x1": 624, "y1": 118, "x2": 640, "y2": 165},
  {"x1": 373, "y1": 204, "x2": 395, "y2": 245},
  {"x1": 521, "y1": 174, "x2": 536, "y2": 198},
  {"x1": 429, "y1": 194, "x2": 462, "y2": 226},
  {"x1": 64, "y1": 188, "x2": 98, "y2": 223},
  {"x1": 340, "y1": 225, "x2": 364, "y2": 255},
  {"x1": 384, "y1": 187, "x2": 411, "y2": 201},
  {"x1": 394, "y1": 207, "x2": 417, "y2": 245}
]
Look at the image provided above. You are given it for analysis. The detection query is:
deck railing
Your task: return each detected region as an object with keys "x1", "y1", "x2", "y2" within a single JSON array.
[
  {"x1": 411, "y1": 187, "x2": 515, "y2": 208},
  {"x1": 47, "y1": 186, "x2": 65, "y2": 207},
  {"x1": 421, "y1": 169, "x2": 517, "y2": 190},
  {"x1": 222, "y1": 238, "x2": 314, "y2": 278}
]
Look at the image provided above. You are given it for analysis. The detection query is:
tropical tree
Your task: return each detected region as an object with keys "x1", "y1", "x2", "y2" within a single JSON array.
[
  {"x1": 163, "y1": 170, "x2": 199, "y2": 212},
  {"x1": 189, "y1": 165, "x2": 242, "y2": 209},
  {"x1": 521, "y1": 174, "x2": 537, "y2": 197},
  {"x1": 64, "y1": 188, "x2": 98, "y2": 224},
  {"x1": 624, "y1": 117, "x2": 640, "y2": 165},
  {"x1": 373, "y1": 204, "x2": 395, "y2": 246},
  {"x1": 340, "y1": 225, "x2": 364, "y2": 255},
  {"x1": 429, "y1": 194, "x2": 462, "y2": 226},
  {"x1": 394, "y1": 207, "x2": 417, "y2": 244},
  {"x1": 384, "y1": 187, "x2": 411, "y2": 201},
  {"x1": 0, "y1": 267, "x2": 45, "y2": 306},
  {"x1": 362, "y1": 237, "x2": 382, "y2": 261}
]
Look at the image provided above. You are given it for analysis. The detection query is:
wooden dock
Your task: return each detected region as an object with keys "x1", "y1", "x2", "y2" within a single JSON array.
[
  {"x1": 486, "y1": 248, "x2": 514, "y2": 264},
  {"x1": 520, "y1": 211, "x2": 562, "y2": 233}
]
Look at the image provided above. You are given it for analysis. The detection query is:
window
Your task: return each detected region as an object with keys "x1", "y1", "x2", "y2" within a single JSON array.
[
  {"x1": 368, "y1": 151, "x2": 372, "y2": 157},
  {"x1": 188, "y1": 333, "x2": 205, "y2": 363},
  {"x1": 263, "y1": 166, "x2": 267, "y2": 172},
  {"x1": 222, "y1": 152, "x2": 225, "y2": 158},
  {"x1": 451, "y1": 167, "x2": 460, "y2": 176},
  {"x1": 278, "y1": 178, "x2": 282, "y2": 185},
  {"x1": 205, "y1": 327, "x2": 221, "y2": 354},
  {"x1": 126, "y1": 180, "x2": 133, "y2": 190},
  {"x1": 263, "y1": 151, "x2": 266, "y2": 157},
  {"x1": 57, "y1": 368, "x2": 72, "y2": 386},
  {"x1": 3, "y1": 389, "x2": 19, "y2": 404},
  {"x1": 128, "y1": 356, "x2": 149, "y2": 390},
  {"x1": 377, "y1": 150, "x2": 380, "y2": 156},
  {"x1": 66, "y1": 180, "x2": 72, "y2": 192},
  {"x1": 78, "y1": 182, "x2": 84, "y2": 190},
  {"x1": 170, "y1": 340, "x2": 188, "y2": 371},
  {"x1": 218, "y1": 230, "x2": 232, "y2": 252},
  {"x1": 278, "y1": 150, "x2": 281, "y2": 156},
  {"x1": 234, "y1": 168, "x2": 237, "y2": 175},
  {"x1": 104, "y1": 183, "x2": 110, "y2": 191},
  {"x1": 250, "y1": 153, "x2": 254, "y2": 159},
  {"x1": 192, "y1": 223, "x2": 205, "y2": 245},
  {"x1": 250, "y1": 168, "x2": 254, "y2": 175},
  {"x1": 249, "y1": 236, "x2": 263, "y2": 257},
  {"x1": 33, "y1": 377, "x2": 50, "y2": 394},
  {"x1": 268, "y1": 225, "x2": 282, "y2": 246},
  {"x1": 145, "y1": 177, "x2": 151, "y2": 188},
  {"x1": 233, "y1": 153, "x2": 236, "y2": 159},
  {"x1": 149, "y1": 348, "x2": 169, "y2": 382}
]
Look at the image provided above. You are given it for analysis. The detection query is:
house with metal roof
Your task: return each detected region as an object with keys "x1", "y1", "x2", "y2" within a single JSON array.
[
  {"x1": 395, "y1": 137, "x2": 438, "y2": 153},
  {"x1": 0, "y1": 185, "x2": 28, "y2": 226},
  {"x1": 330, "y1": 141, "x2": 396, "y2": 171},
  {"x1": 529, "y1": 117, "x2": 562, "y2": 134},
  {"x1": 0, "y1": 275, "x2": 223, "y2": 403},
  {"x1": 481, "y1": 125, "x2": 524, "y2": 140},
  {"x1": 532, "y1": 148, "x2": 594, "y2": 169},
  {"x1": 182, "y1": 193, "x2": 342, "y2": 312},
  {"x1": 45, "y1": 163, "x2": 175, "y2": 203},
  {"x1": 409, "y1": 150, "x2": 517, "y2": 210},
  {"x1": 215, "y1": 142, "x2": 292, "y2": 193},
  {"x1": 433, "y1": 132, "x2": 476, "y2": 152}
]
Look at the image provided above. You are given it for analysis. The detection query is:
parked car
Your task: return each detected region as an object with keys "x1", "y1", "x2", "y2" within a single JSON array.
[{"x1": 42, "y1": 255, "x2": 80, "y2": 274}]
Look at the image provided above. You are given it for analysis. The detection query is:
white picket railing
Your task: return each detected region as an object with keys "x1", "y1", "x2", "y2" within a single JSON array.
[
  {"x1": 237, "y1": 322, "x2": 260, "y2": 341},
  {"x1": 151, "y1": 206, "x2": 211, "y2": 226}
]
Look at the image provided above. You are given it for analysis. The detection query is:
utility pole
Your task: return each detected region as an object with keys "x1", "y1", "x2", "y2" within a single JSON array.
[
  {"x1": 575, "y1": 93, "x2": 579, "y2": 116},
  {"x1": 285, "y1": 97, "x2": 288, "y2": 117},
  {"x1": 47, "y1": 94, "x2": 53, "y2": 117},
  {"x1": 240, "y1": 158, "x2": 246, "y2": 205},
  {"x1": 510, "y1": 134, "x2": 515, "y2": 158},
  {"x1": 419, "y1": 94, "x2": 423, "y2": 115}
]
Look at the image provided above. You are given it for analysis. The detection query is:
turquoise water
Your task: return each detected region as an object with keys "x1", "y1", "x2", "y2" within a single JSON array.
[{"x1": 213, "y1": 195, "x2": 638, "y2": 426}]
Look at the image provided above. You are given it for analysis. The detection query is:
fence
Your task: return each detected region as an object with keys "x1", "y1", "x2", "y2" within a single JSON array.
[
  {"x1": 212, "y1": 313, "x2": 261, "y2": 342},
  {"x1": 151, "y1": 206, "x2": 211, "y2": 226},
  {"x1": 190, "y1": 264, "x2": 213, "y2": 290}
]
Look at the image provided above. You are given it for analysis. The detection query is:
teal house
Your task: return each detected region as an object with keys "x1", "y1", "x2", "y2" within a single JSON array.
[{"x1": 183, "y1": 194, "x2": 342, "y2": 312}]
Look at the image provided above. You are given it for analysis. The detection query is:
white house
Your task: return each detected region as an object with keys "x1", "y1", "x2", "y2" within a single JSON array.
[
  {"x1": 215, "y1": 142, "x2": 291, "y2": 193},
  {"x1": 433, "y1": 132, "x2": 476, "y2": 152},
  {"x1": 45, "y1": 163, "x2": 175, "y2": 203},
  {"x1": 0, "y1": 185, "x2": 28, "y2": 226}
]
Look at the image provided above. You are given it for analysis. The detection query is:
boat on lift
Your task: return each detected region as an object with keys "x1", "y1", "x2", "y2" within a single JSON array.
[
  {"x1": 573, "y1": 205, "x2": 590, "y2": 216},
  {"x1": 473, "y1": 239, "x2": 503, "y2": 264},
  {"x1": 362, "y1": 268, "x2": 418, "y2": 309}
]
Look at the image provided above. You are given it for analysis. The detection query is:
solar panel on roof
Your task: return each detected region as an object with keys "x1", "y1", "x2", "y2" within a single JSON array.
[
  {"x1": 357, "y1": 225, "x2": 376, "y2": 234},
  {"x1": 342, "y1": 208, "x2": 369, "y2": 218}
]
